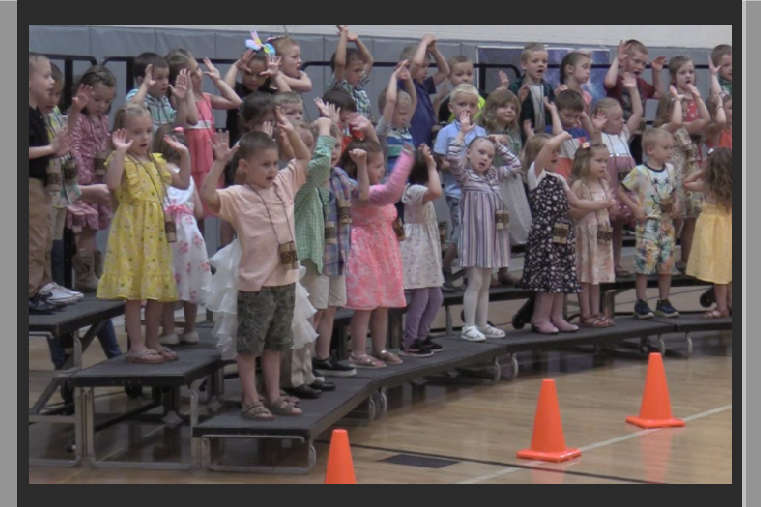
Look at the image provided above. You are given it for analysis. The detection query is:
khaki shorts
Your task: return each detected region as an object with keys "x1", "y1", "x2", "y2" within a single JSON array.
[{"x1": 302, "y1": 261, "x2": 348, "y2": 310}]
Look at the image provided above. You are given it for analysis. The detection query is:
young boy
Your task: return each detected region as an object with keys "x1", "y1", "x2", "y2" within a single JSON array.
[
  {"x1": 509, "y1": 43, "x2": 556, "y2": 138},
  {"x1": 201, "y1": 109, "x2": 312, "y2": 420},
  {"x1": 127, "y1": 53, "x2": 194, "y2": 130},
  {"x1": 436, "y1": 56, "x2": 485, "y2": 124},
  {"x1": 710, "y1": 45, "x2": 732, "y2": 97},
  {"x1": 400, "y1": 34, "x2": 450, "y2": 147},
  {"x1": 275, "y1": 92, "x2": 305, "y2": 123},
  {"x1": 377, "y1": 62, "x2": 417, "y2": 173},
  {"x1": 618, "y1": 128, "x2": 680, "y2": 320},
  {"x1": 29, "y1": 53, "x2": 68, "y2": 315},
  {"x1": 321, "y1": 87, "x2": 380, "y2": 151},
  {"x1": 545, "y1": 89, "x2": 595, "y2": 181},
  {"x1": 434, "y1": 84, "x2": 487, "y2": 290},
  {"x1": 604, "y1": 40, "x2": 667, "y2": 163},
  {"x1": 331, "y1": 25, "x2": 374, "y2": 120}
]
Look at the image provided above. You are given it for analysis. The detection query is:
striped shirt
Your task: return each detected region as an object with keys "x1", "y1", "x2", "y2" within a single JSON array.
[
  {"x1": 324, "y1": 167, "x2": 357, "y2": 277},
  {"x1": 376, "y1": 117, "x2": 413, "y2": 174},
  {"x1": 331, "y1": 77, "x2": 372, "y2": 120},
  {"x1": 126, "y1": 88, "x2": 176, "y2": 130}
]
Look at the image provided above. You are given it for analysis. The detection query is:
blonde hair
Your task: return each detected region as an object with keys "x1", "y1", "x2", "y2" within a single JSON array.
[
  {"x1": 570, "y1": 144, "x2": 610, "y2": 185},
  {"x1": 378, "y1": 88, "x2": 412, "y2": 112},
  {"x1": 450, "y1": 84, "x2": 480, "y2": 104},
  {"x1": 274, "y1": 91, "x2": 303, "y2": 108},
  {"x1": 653, "y1": 95, "x2": 676, "y2": 129},
  {"x1": 593, "y1": 98, "x2": 622, "y2": 117},
  {"x1": 479, "y1": 89, "x2": 521, "y2": 132},
  {"x1": 521, "y1": 43, "x2": 547, "y2": 63},
  {"x1": 153, "y1": 124, "x2": 184, "y2": 165},
  {"x1": 522, "y1": 133, "x2": 552, "y2": 170},
  {"x1": 624, "y1": 40, "x2": 649, "y2": 57},
  {"x1": 704, "y1": 147, "x2": 732, "y2": 208},
  {"x1": 642, "y1": 127, "x2": 674, "y2": 152},
  {"x1": 270, "y1": 36, "x2": 299, "y2": 56}
]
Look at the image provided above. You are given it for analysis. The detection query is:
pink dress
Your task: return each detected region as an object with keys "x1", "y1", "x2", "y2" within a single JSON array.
[
  {"x1": 185, "y1": 93, "x2": 215, "y2": 218},
  {"x1": 345, "y1": 150, "x2": 414, "y2": 311},
  {"x1": 67, "y1": 115, "x2": 112, "y2": 232}
]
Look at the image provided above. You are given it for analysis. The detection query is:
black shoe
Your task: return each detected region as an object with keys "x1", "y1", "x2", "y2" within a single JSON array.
[
  {"x1": 634, "y1": 300, "x2": 654, "y2": 320},
  {"x1": 655, "y1": 299, "x2": 680, "y2": 319},
  {"x1": 313, "y1": 356, "x2": 357, "y2": 378},
  {"x1": 29, "y1": 295, "x2": 57, "y2": 314},
  {"x1": 310, "y1": 379, "x2": 336, "y2": 392},
  {"x1": 285, "y1": 384, "x2": 322, "y2": 400},
  {"x1": 443, "y1": 269, "x2": 457, "y2": 292},
  {"x1": 399, "y1": 340, "x2": 435, "y2": 358},
  {"x1": 420, "y1": 337, "x2": 445, "y2": 353}
]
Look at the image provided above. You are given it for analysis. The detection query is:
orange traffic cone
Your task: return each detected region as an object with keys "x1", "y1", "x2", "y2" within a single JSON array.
[
  {"x1": 517, "y1": 380, "x2": 581, "y2": 463},
  {"x1": 324, "y1": 429, "x2": 357, "y2": 484},
  {"x1": 626, "y1": 353, "x2": 685, "y2": 429}
]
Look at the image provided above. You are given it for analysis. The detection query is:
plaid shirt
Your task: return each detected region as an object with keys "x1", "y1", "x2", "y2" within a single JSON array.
[
  {"x1": 126, "y1": 88, "x2": 176, "y2": 130},
  {"x1": 324, "y1": 167, "x2": 356, "y2": 277},
  {"x1": 294, "y1": 136, "x2": 335, "y2": 274},
  {"x1": 331, "y1": 77, "x2": 372, "y2": 120},
  {"x1": 719, "y1": 76, "x2": 732, "y2": 98},
  {"x1": 46, "y1": 107, "x2": 82, "y2": 208}
]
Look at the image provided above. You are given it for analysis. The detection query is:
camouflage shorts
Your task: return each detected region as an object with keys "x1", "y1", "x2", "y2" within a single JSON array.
[
  {"x1": 635, "y1": 219, "x2": 676, "y2": 276},
  {"x1": 237, "y1": 285, "x2": 296, "y2": 356}
]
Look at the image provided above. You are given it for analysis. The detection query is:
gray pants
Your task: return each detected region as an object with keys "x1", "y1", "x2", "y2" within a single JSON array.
[{"x1": 280, "y1": 345, "x2": 317, "y2": 389}]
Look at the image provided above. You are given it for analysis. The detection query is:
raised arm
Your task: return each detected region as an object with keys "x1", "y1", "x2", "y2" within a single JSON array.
[
  {"x1": 353, "y1": 32, "x2": 374, "y2": 78},
  {"x1": 684, "y1": 85, "x2": 710, "y2": 136},
  {"x1": 623, "y1": 72, "x2": 644, "y2": 134},
  {"x1": 301, "y1": 118, "x2": 335, "y2": 192},
  {"x1": 105, "y1": 130, "x2": 131, "y2": 191},
  {"x1": 204, "y1": 59, "x2": 243, "y2": 110},
  {"x1": 368, "y1": 146, "x2": 415, "y2": 205},
  {"x1": 281, "y1": 71, "x2": 313, "y2": 93},
  {"x1": 162, "y1": 135, "x2": 191, "y2": 190},
  {"x1": 545, "y1": 98, "x2": 563, "y2": 136},
  {"x1": 650, "y1": 56, "x2": 667, "y2": 100},
  {"x1": 225, "y1": 50, "x2": 254, "y2": 89},
  {"x1": 129, "y1": 64, "x2": 154, "y2": 106},
  {"x1": 333, "y1": 26, "x2": 350, "y2": 83},
  {"x1": 382, "y1": 66, "x2": 402, "y2": 125},
  {"x1": 276, "y1": 107, "x2": 311, "y2": 169},
  {"x1": 420, "y1": 145, "x2": 443, "y2": 203},
  {"x1": 604, "y1": 41, "x2": 627, "y2": 89},
  {"x1": 493, "y1": 140, "x2": 523, "y2": 180},
  {"x1": 446, "y1": 113, "x2": 476, "y2": 186},
  {"x1": 533, "y1": 132, "x2": 571, "y2": 178},
  {"x1": 68, "y1": 85, "x2": 93, "y2": 134},
  {"x1": 202, "y1": 131, "x2": 239, "y2": 214},
  {"x1": 661, "y1": 86, "x2": 684, "y2": 134}
]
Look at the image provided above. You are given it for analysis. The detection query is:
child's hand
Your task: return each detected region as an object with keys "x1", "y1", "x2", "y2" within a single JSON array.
[
  {"x1": 71, "y1": 85, "x2": 94, "y2": 112},
  {"x1": 634, "y1": 207, "x2": 647, "y2": 223},
  {"x1": 259, "y1": 56, "x2": 282, "y2": 79},
  {"x1": 262, "y1": 121, "x2": 274, "y2": 138},
  {"x1": 687, "y1": 84, "x2": 702, "y2": 100},
  {"x1": 395, "y1": 60, "x2": 412, "y2": 81},
  {"x1": 421, "y1": 33, "x2": 436, "y2": 48},
  {"x1": 622, "y1": 72, "x2": 637, "y2": 89},
  {"x1": 348, "y1": 149, "x2": 367, "y2": 165},
  {"x1": 236, "y1": 49, "x2": 256, "y2": 72},
  {"x1": 314, "y1": 98, "x2": 341, "y2": 124},
  {"x1": 711, "y1": 92, "x2": 723, "y2": 109},
  {"x1": 210, "y1": 131, "x2": 239, "y2": 163},
  {"x1": 554, "y1": 84, "x2": 569, "y2": 96},
  {"x1": 164, "y1": 135, "x2": 189, "y2": 154},
  {"x1": 459, "y1": 112, "x2": 475, "y2": 134},
  {"x1": 84, "y1": 184, "x2": 111, "y2": 205},
  {"x1": 143, "y1": 64, "x2": 156, "y2": 88},
  {"x1": 592, "y1": 111, "x2": 609, "y2": 132},
  {"x1": 555, "y1": 131, "x2": 573, "y2": 144},
  {"x1": 419, "y1": 144, "x2": 436, "y2": 167},
  {"x1": 275, "y1": 106, "x2": 294, "y2": 134},
  {"x1": 650, "y1": 56, "x2": 668, "y2": 73},
  {"x1": 518, "y1": 83, "x2": 531, "y2": 103},
  {"x1": 51, "y1": 129, "x2": 70, "y2": 158},
  {"x1": 111, "y1": 129, "x2": 133, "y2": 153},
  {"x1": 708, "y1": 55, "x2": 719, "y2": 76},
  {"x1": 544, "y1": 97, "x2": 558, "y2": 113},
  {"x1": 617, "y1": 40, "x2": 630, "y2": 62},
  {"x1": 488, "y1": 135, "x2": 509, "y2": 147},
  {"x1": 349, "y1": 113, "x2": 373, "y2": 134},
  {"x1": 426, "y1": 35, "x2": 439, "y2": 53},
  {"x1": 669, "y1": 85, "x2": 685, "y2": 102},
  {"x1": 170, "y1": 69, "x2": 189, "y2": 100},
  {"x1": 203, "y1": 58, "x2": 222, "y2": 83},
  {"x1": 315, "y1": 117, "x2": 333, "y2": 135},
  {"x1": 498, "y1": 71, "x2": 510, "y2": 89},
  {"x1": 336, "y1": 25, "x2": 349, "y2": 36}
]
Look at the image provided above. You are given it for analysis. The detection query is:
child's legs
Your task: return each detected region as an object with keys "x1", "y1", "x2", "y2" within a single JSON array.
[
  {"x1": 183, "y1": 302, "x2": 198, "y2": 334},
  {"x1": 350, "y1": 310, "x2": 373, "y2": 357},
  {"x1": 237, "y1": 353, "x2": 261, "y2": 407},
  {"x1": 162, "y1": 303, "x2": 176, "y2": 336},
  {"x1": 417, "y1": 288, "x2": 444, "y2": 339},
  {"x1": 443, "y1": 243, "x2": 458, "y2": 270},
  {"x1": 680, "y1": 218, "x2": 696, "y2": 263},
  {"x1": 589, "y1": 285, "x2": 601, "y2": 316},
  {"x1": 261, "y1": 350, "x2": 282, "y2": 403},
  {"x1": 463, "y1": 268, "x2": 486, "y2": 327},
  {"x1": 636, "y1": 274, "x2": 649, "y2": 301},
  {"x1": 532, "y1": 292, "x2": 554, "y2": 325},
  {"x1": 714, "y1": 284, "x2": 729, "y2": 314},
  {"x1": 579, "y1": 283, "x2": 592, "y2": 318},
  {"x1": 144, "y1": 300, "x2": 164, "y2": 349},
  {"x1": 404, "y1": 289, "x2": 430, "y2": 347},
  {"x1": 77, "y1": 227, "x2": 98, "y2": 254},
  {"x1": 316, "y1": 307, "x2": 338, "y2": 360},
  {"x1": 370, "y1": 308, "x2": 389, "y2": 354},
  {"x1": 313, "y1": 310, "x2": 325, "y2": 331},
  {"x1": 29, "y1": 180, "x2": 49, "y2": 298},
  {"x1": 475, "y1": 268, "x2": 492, "y2": 328},
  {"x1": 125, "y1": 301, "x2": 147, "y2": 352},
  {"x1": 658, "y1": 275, "x2": 672, "y2": 301},
  {"x1": 613, "y1": 221, "x2": 625, "y2": 270},
  {"x1": 550, "y1": 293, "x2": 566, "y2": 322},
  {"x1": 443, "y1": 198, "x2": 461, "y2": 270},
  {"x1": 96, "y1": 320, "x2": 123, "y2": 359}
]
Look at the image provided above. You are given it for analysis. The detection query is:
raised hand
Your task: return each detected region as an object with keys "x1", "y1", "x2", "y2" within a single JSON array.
[
  {"x1": 419, "y1": 144, "x2": 436, "y2": 167},
  {"x1": 170, "y1": 69, "x2": 189, "y2": 99},
  {"x1": 708, "y1": 54, "x2": 719, "y2": 76},
  {"x1": 210, "y1": 131, "x2": 239, "y2": 163},
  {"x1": 459, "y1": 112, "x2": 475, "y2": 134},
  {"x1": 650, "y1": 56, "x2": 667, "y2": 72},
  {"x1": 315, "y1": 116, "x2": 333, "y2": 134},
  {"x1": 518, "y1": 83, "x2": 531, "y2": 103},
  {"x1": 544, "y1": 97, "x2": 558, "y2": 113},
  {"x1": 618, "y1": 40, "x2": 630, "y2": 62},
  {"x1": 687, "y1": 84, "x2": 702, "y2": 100},
  {"x1": 163, "y1": 135, "x2": 189, "y2": 154},
  {"x1": 236, "y1": 49, "x2": 256, "y2": 72},
  {"x1": 71, "y1": 85, "x2": 94, "y2": 112},
  {"x1": 314, "y1": 98, "x2": 341, "y2": 124},
  {"x1": 274, "y1": 107, "x2": 294, "y2": 134},
  {"x1": 592, "y1": 111, "x2": 609, "y2": 132},
  {"x1": 348, "y1": 148, "x2": 367, "y2": 165},
  {"x1": 554, "y1": 84, "x2": 569, "y2": 96},
  {"x1": 670, "y1": 85, "x2": 685, "y2": 102},
  {"x1": 395, "y1": 60, "x2": 412, "y2": 81},
  {"x1": 143, "y1": 64, "x2": 156, "y2": 88},
  {"x1": 111, "y1": 129, "x2": 133, "y2": 153},
  {"x1": 498, "y1": 70, "x2": 510, "y2": 89},
  {"x1": 203, "y1": 58, "x2": 222, "y2": 82},
  {"x1": 52, "y1": 128, "x2": 70, "y2": 157},
  {"x1": 259, "y1": 56, "x2": 282, "y2": 79},
  {"x1": 262, "y1": 121, "x2": 274, "y2": 138},
  {"x1": 622, "y1": 72, "x2": 637, "y2": 89}
]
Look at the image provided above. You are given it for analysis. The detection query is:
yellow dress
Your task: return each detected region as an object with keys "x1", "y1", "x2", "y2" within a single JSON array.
[
  {"x1": 686, "y1": 203, "x2": 732, "y2": 285},
  {"x1": 97, "y1": 154, "x2": 179, "y2": 302}
]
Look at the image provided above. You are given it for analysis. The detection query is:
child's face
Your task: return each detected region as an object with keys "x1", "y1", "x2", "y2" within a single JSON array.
[
  {"x1": 185, "y1": 58, "x2": 204, "y2": 93},
  {"x1": 43, "y1": 81, "x2": 64, "y2": 115},
  {"x1": 449, "y1": 93, "x2": 479, "y2": 121},
  {"x1": 338, "y1": 110, "x2": 353, "y2": 130},
  {"x1": 125, "y1": 114, "x2": 155, "y2": 156},
  {"x1": 240, "y1": 147, "x2": 280, "y2": 189},
  {"x1": 545, "y1": 144, "x2": 562, "y2": 171},
  {"x1": 559, "y1": 108, "x2": 582, "y2": 130},
  {"x1": 330, "y1": 134, "x2": 343, "y2": 167},
  {"x1": 674, "y1": 61, "x2": 696, "y2": 90},
  {"x1": 279, "y1": 45, "x2": 302, "y2": 78},
  {"x1": 718, "y1": 55, "x2": 732, "y2": 82},
  {"x1": 150, "y1": 66, "x2": 171, "y2": 97},
  {"x1": 522, "y1": 51, "x2": 549, "y2": 82},
  {"x1": 569, "y1": 57, "x2": 592, "y2": 85},
  {"x1": 414, "y1": 61, "x2": 430, "y2": 83},
  {"x1": 367, "y1": 153, "x2": 386, "y2": 185},
  {"x1": 647, "y1": 137, "x2": 675, "y2": 165},
  {"x1": 242, "y1": 59, "x2": 268, "y2": 91},
  {"x1": 590, "y1": 149, "x2": 610, "y2": 180},
  {"x1": 90, "y1": 83, "x2": 116, "y2": 117},
  {"x1": 29, "y1": 59, "x2": 55, "y2": 103},
  {"x1": 603, "y1": 106, "x2": 625, "y2": 135},
  {"x1": 496, "y1": 103, "x2": 517, "y2": 125},
  {"x1": 345, "y1": 59, "x2": 365, "y2": 87},
  {"x1": 449, "y1": 62, "x2": 475, "y2": 87},
  {"x1": 392, "y1": 100, "x2": 414, "y2": 128},
  {"x1": 467, "y1": 139, "x2": 496, "y2": 175},
  {"x1": 281, "y1": 102, "x2": 304, "y2": 123},
  {"x1": 624, "y1": 50, "x2": 648, "y2": 76}
]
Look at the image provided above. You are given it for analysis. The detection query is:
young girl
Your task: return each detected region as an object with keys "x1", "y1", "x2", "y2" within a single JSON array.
[
  {"x1": 707, "y1": 92, "x2": 732, "y2": 150},
  {"x1": 447, "y1": 114, "x2": 523, "y2": 342},
  {"x1": 166, "y1": 50, "x2": 243, "y2": 224},
  {"x1": 68, "y1": 66, "x2": 117, "y2": 292},
  {"x1": 152, "y1": 125, "x2": 212, "y2": 347},
  {"x1": 663, "y1": 56, "x2": 711, "y2": 272},
  {"x1": 98, "y1": 105, "x2": 191, "y2": 365},
  {"x1": 559, "y1": 51, "x2": 593, "y2": 112},
  {"x1": 400, "y1": 146, "x2": 444, "y2": 357},
  {"x1": 685, "y1": 147, "x2": 732, "y2": 318},
  {"x1": 341, "y1": 141, "x2": 414, "y2": 369},
  {"x1": 592, "y1": 83, "x2": 644, "y2": 278},
  {"x1": 269, "y1": 36, "x2": 313, "y2": 93},
  {"x1": 478, "y1": 88, "x2": 532, "y2": 286},
  {"x1": 520, "y1": 133, "x2": 612, "y2": 335},
  {"x1": 569, "y1": 144, "x2": 616, "y2": 328}
]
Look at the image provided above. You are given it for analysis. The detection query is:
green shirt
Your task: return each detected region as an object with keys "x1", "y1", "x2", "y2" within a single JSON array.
[
  {"x1": 294, "y1": 136, "x2": 336, "y2": 274},
  {"x1": 719, "y1": 76, "x2": 732, "y2": 98}
]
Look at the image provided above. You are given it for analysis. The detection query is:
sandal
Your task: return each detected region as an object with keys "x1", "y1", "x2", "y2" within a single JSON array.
[
  {"x1": 349, "y1": 354, "x2": 387, "y2": 370},
  {"x1": 266, "y1": 396, "x2": 302, "y2": 417},
  {"x1": 579, "y1": 316, "x2": 608, "y2": 328},
  {"x1": 498, "y1": 272, "x2": 519, "y2": 287},
  {"x1": 154, "y1": 346, "x2": 179, "y2": 362},
  {"x1": 594, "y1": 314, "x2": 616, "y2": 327},
  {"x1": 702, "y1": 310, "x2": 729, "y2": 320},
  {"x1": 126, "y1": 349, "x2": 165, "y2": 365},
  {"x1": 615, "y1": 268, "x2": 631, "y2": 278},
  {"x1": 372, "y1": 349, "x2": 403, "y2": 365},
  {"x1": 242, "y1": 402, "x2": 274, "y2": 421},
  {"x1": 279, "y1": 390, "x2": 300, "y2": 406}
]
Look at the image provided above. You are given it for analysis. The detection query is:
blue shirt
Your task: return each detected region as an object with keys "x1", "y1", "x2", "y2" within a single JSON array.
[
  {"x1": 404, "y1": 77, "x2": 438, "y2": 147},
  {"x1": 434, "y1": 121, "x2": 488, "y2": 199}
]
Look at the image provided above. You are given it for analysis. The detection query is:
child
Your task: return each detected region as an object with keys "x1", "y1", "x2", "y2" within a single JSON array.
[
  {"x1": 68, "y1": 66, "x2": 117, "y2": 292},
  {"x1": 127, "y1": 53, "x2": 194, "y2": 131},
  {"x1": 152, "y1": 126, "x2": 212, "y2": 347},
  {"x1": 448, "y1": 115, "x2": 523, "y2": 342},
  {"x1": 710, "y1": 45, "x2": 732, "y2": 98},
  {"x1": 592, "y1": 76, "x2": 644, "y2": 278},
  {"x1": 479, "y1": 88, "x2": 532, "y2": 286},
  {"x1": 29, "y1": 53, "x2": 69, "y2": 314},
  {"x1": 559, "y1": 51, "x2": 593, "y2": 112},
  {"x1": 604, "y1": 40, "x2": 667, "y2": 164},
  {"x1": 436, "y1": 56, "x2": 485, "y2": 124},
  {"x1": 401, "y1": 34, "x2": 450, "y2": 147},
  {"x1": 377, "y1": 61, "x2": 417, "y2": 173},
  {"x1": 275, "y1": 92, "x2": 305, "y2": 123},
  {"x1": 342, "y1": 141, "x2": 415, "y2": 369},
  {"x1": 521, "y1": 133, "x2": 612, "y2": 334},
  {"x1": 166, "y1": 50, "x2": 243, "y2": 222},
  {"x1": 545, "y1": 89, "x2": 594, "y2": 181},
  {"x1": 98, "y1": 105, "x2": 192, "y2": 364},
  {"x1": 400, "y1": 146, "x2": 444, "y2": 356},
  {"x1": 685, "y1": 148, "x2": 732, "y2": 318},
  {"x1": 269, "y1": 36, "x2": 313, "y2": 93},
  {"x1": 331, "y1": 25, "x2": 374, "y2": 120},
  {"x1": 569, "y1": 144, "x2": 616, "y2": 328},
  {"x1": 618, "y1": 128, "x2": 681, "y2": 320},
  {"x1": 434, "y1": 85, "x2": 487, "y2": 290},
  {"x1": 707, "y1": 92, "x2": 732, "y2": 150},
  {"x1": 508, "y1": 43, "x2": 556, "y2": 138},
  {"x1": 201, "y1": 108, "x2": 313, "y2": 420}
]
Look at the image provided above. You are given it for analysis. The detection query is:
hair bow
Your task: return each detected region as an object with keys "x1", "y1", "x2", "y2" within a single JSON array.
[
  {"x1": 707, "y1": 147, "x2": 715, "y2": 156},
  {"x1": 582, "y1": 142, "x2": 591, "y2": 150},
  {"x1": 246, "y1": 31, "x2": 275, "y2": 55}
]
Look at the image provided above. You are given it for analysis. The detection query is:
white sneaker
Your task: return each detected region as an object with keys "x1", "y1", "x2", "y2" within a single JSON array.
[
  {"x1": 181, "y1": 332, "x2": 200, "y2": 345},
  {"x1": 56, "y1": 284, "x2": 85, "y2": 300},
  {"x1": 461, "y1": 325, "x2": 486, "y2": 343},
  {"x1": 40, "y1": 283, "x2": 78, "y2": 305},
  {"x1": 159, "y1": 334, "x2": 180, "y2": 346},
  {"x1": 478, "y1": 324, "x2": 506, "y2": 339}
]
